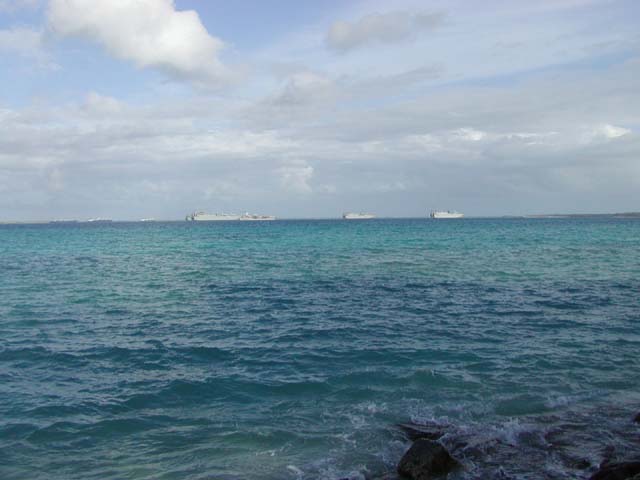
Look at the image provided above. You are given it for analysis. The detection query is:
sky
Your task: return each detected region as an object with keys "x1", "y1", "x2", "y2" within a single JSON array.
[{"x1": 0, "y1": 0, "x2": 639, "y2": 221}]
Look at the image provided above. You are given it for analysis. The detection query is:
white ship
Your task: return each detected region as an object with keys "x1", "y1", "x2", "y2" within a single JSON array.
[
  {"x1": 239, "y1": 212, "x2": 276, "y2": 221},
  {"x1": 186, "y1": 211, "x2": 276, "y2": 221},
  {"x1": 86, "y1": 218, "x2": 113, "y2": 223},
  {"x1": 430, "y1": 210, "x2": 464, "y2": 219},
  {"x1": 186, "y1": 212, "x2": 241, "y2": 221},
  {"x1": 343, "y1": 212, "x2": 376, "y2": 220}
]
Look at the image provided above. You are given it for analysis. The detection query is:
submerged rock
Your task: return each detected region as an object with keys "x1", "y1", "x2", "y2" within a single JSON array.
[
  {"x1": 397, "y1": 439, "x2": 459, "y2": 479},
  {"x1": 589, "y1": 462, "x2": 640, "y2": 480},
  {"x1": 397, "y1": 423, "x2": 445, "y2": 442}
]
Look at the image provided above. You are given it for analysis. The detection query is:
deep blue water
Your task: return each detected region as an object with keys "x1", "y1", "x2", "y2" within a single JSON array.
[{"x1": 1, "y1": 218, "x2": 639, "y2": 479}]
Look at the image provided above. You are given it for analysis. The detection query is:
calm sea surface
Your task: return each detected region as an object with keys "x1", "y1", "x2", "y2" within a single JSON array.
[{"x1": 1, "y1": 218, "x2": 639, "y2": 479}]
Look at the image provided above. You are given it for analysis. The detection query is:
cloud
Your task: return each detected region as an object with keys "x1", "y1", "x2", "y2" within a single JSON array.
[
  {"x1": 0, "y1": 0, "x2": 40, "y2": 12},
  {"x1": 452, "y1": 128, "x2": 486, "y2": 142},
  {"x1": 0, "y1": 79, "x2": 638, "y2": 220},
  {"x1": 272, "y1": 71, "x2": 335, "y2": 106},
  {"x1": 278, "y1": 160, "x2": 314, "y2": 193},
  {"x1": 594, "y1": 124, "x2": 631, "y2": 140},
  {"x1": 326, "y1": 10, "x2": 444, "y2": 52},
  {"x1": 1, "y1": 13, "x2": 640, "y2": 221},
  {"x1": 0, "y1": 26, "x2": 55, "y2": 68},
  {"x1": 47, "y1": 0, "x2": 231, "y2": 86},
  {"x1": 82, "y1": 91, "x2": 126, "y2": 115}
]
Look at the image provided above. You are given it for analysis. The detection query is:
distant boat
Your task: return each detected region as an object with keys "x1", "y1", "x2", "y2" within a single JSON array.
[
  {"x1": 140, "y1": 218, "x2": 156, "y2": 222},
  {"x1": 343, "y1": 212, "x2": 376, "y2": 220},
  {"x1": 49, "y1": 220, "x2": 78, "y2": 224},
  {"x1": 430, "y1": 210, "x2": 464, "y2": 219},
  {"x1": 86, "y1": 218, "x2": 113, "y2": 223}
]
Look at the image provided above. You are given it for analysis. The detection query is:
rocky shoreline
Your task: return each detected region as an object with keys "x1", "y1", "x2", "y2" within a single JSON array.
[{"x1": 337, "y1": 410, "x2": 640, "y2": 480}]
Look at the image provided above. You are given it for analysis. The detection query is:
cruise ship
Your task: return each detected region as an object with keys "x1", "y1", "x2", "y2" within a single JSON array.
[
  {"x1": 186, "y1": 212, "x2": 241, "y2": 221},
  {"x1": 430, "y1": 210, "x2": 464, "y2": 219},
  {"x1": 343, "y1": 212, "x2": 376, "y2": 220},
  {"x1": 186, "y1": 212, "x2": 276, "y2": 221}
]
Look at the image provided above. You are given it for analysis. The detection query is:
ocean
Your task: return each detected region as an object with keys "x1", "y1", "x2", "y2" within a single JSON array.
[{"x1": 1, "y1": 218, "x2": 639, "y2": 479}]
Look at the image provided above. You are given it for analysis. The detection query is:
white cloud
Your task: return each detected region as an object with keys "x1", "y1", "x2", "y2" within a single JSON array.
[
  {"x1": 0, "y1": 26, "x2": 55, "y2": 68},
  {"x1": 47, "y1": 168, "x2": 64, "y2": 191},
  {"x1": 0, "y1": 27, "x2": 41, "y2": 56},
  {"x1": 47, "y1": 0, "x2": 231, "y2": 86},
  {"x1": 597, "y1": 124, "x2": 631, "y2": 139},
  {"x1": 578, "y1": 124, "x2": 631, "y2": 144},
  {"x1": 452, "y1": 128, "x2": 486, "y2": 142},
  {"x1": 278, "y1": 160, "x2": 314, "y2": 193},
  {"x1": 272, "y1": 71, "x2": 335, "y2": 106},
  {"x1": 82, "y1": 92, "x2": 125, "y2": 115},
  {"x1": 0, "y1": 0, "x2": 40, "y2": 12},
  {"x1": 326, "y1": 10, "x2": 444, "y2": 52},
  {"x1": 204, "y1": 180, "x2": 243, "y2": 202}
]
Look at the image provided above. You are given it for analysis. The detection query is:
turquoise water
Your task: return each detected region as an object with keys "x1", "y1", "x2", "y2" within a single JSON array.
[{"x1": 1, "y1": 218, "x2": 639, "y2": 479}]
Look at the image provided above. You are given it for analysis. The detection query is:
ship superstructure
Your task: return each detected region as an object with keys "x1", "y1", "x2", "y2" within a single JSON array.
[
  {"x1": 342, "y1": 212, "x2": 376, "y2": 220},
  {"x1": 239, "y1": 213, "x2": 276, "y2": 221},
  {"x1": 430, "y1": 210, "x2": 464, "y2": 219}
]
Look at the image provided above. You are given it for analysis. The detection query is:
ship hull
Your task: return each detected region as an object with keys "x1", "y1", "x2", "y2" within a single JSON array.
[{"x1": 343, "y1": 213, "x2": 376, "y2": 220}]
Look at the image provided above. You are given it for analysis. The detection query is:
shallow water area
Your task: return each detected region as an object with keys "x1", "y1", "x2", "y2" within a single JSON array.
[{"x1": 0, "y1": 218, "x2": 639, "y2": 479}]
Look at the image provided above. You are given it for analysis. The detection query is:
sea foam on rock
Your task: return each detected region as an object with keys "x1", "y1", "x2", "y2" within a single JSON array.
[{"x1": 397, "y1": 439, "x2": 459, "y2": 479}]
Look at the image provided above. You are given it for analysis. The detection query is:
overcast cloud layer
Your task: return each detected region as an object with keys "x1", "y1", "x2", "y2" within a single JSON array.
[
  {"x1": 0, "y1": 0, "x2": 638, "y2": 221},
  {"x1": 326, "y1": 10, "x2": 445, "y2": 52}
]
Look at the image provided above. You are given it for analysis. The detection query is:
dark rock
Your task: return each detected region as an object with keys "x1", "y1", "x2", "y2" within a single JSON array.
[
  {"x1": 600, "y1": 446, "x2": 617, "y2": 468},
  {"x1": 589, "y1": 462, "x2": 640, "y2": 480},
  {"x1": 491, "y1": 467, "x2": 514, "y2": 479},
  {"x1": 450, "y1": 440, "x2": 468, "y2": 452},
  {"x1": 397, "y1": 423, "x2": 444, "y2": 441},
  {"x1": 573, "y1": 458, "x2": 592, "y2": 470},
  {"x1": 633, "y1": 413, "x2": 640, "y2": 424},
  {"x1": 397, "y1": 439, "x2": 459, "y2": 480}
]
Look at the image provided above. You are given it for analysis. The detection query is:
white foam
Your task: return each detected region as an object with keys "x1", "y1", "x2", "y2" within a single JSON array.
[{"x1": 286, "y1": 464, "x2": 303, "y2": 477}]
